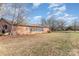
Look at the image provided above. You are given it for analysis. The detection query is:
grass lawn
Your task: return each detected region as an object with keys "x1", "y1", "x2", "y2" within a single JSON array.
[{"x1": 0, "y1": 31, "x2": 79, "y2": 56}]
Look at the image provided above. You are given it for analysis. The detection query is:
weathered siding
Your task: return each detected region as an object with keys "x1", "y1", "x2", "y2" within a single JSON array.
[{"x1": 0, "y1": 19, "x2": 11, "y2": 33}]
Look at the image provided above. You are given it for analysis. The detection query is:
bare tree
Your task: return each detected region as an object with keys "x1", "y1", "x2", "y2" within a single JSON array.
[
  {"x1": 10, "y1": 3, "x2": 29, "y2": 35},
  {"x1": 41, "y1": 17, "x2": 47, "y2": 26},
  {"x1": 0, "y1": 3, "x2": 6, "y2": 18},
  {"x1": 73, "y1": 19, "x2": 77, "y2": 31},
  {"x1": 71, "y1": 19, "x2": 79, "y2": 31},
  {"x1": 0, "y1": 3, "x2": 29, "y2": 35},
  {"x1": 15, "y1": 8, "x2": 29, "y2": 25},
  {"x1": 57, "y1": 19, "x2": 66, "y2": 31},
  {"x1": 46, "y1": 16, "x2": 58, "y2": 31}
]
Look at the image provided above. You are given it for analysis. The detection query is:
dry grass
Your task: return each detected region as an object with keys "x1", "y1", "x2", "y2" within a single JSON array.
[{"x1": 0, "y1": 32, "x2": 79, "y2": 56}]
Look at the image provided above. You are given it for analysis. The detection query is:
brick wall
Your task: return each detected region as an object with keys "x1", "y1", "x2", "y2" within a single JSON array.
[
  {"x1": 12, "y1": 26, "x2": 50, "y2": 35},
  {"x1": 43, "y1": 27, "x2": 50, "y2": 33},
  {"x1": 13, "y1": 26, "x2": 31, "y2": 35}
]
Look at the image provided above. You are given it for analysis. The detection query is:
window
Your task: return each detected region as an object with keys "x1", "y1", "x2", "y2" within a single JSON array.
[
  {"x1": 31, "y1": 27, "x2": 43, "y2": 32},
  {"x1": 3, "y1": 25, "x2": 8, "y2": 29}
]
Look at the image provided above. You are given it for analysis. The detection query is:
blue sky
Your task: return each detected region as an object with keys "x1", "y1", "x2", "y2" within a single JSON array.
[
  {"x1": 24, "y1": 3, "x2": 79, "y2": 24},
  {"x1": 1, "y1": 3, "x2": 79, "y2": 24},
  {"x1": 66, "y1": 3, "x2": 79, "y2": 15}
]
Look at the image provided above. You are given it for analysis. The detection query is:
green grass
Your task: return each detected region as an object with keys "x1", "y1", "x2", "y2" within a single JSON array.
[{"x1": 0, "y1": 31, "x2": 79, "y2": 56}]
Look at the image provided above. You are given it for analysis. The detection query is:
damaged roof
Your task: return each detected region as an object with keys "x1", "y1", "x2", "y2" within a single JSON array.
[{"x1": 0, "y1": 18, "x2": 49, "y2": 28}]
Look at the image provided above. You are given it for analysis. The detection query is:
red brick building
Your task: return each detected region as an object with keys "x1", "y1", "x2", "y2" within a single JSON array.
[{"x1": 0, "y1": 18, "x2": 50, "y2": 35}]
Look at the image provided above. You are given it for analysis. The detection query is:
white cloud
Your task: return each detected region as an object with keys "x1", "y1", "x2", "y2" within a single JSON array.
[
  {"x1": 47, "y1": 4, "x2": 66, "y2": 17},
  {"x1": 47, "y1": 11, "x2": 50, "y2": 15},
  {"x1": 47, "y1": 4, "x2": 79, "y2": 26},
  {"x1": 46, "y1": 5, "x2": 66, "y2": 20},
  {"x1": 31, "y1": 16, "x2": 42, "y2": 24},
  {"x1": 32, "y1": 3, "x2": 41, "y2": 8},
  {"x1": 54, "y1": 5, "x2": 66, "y2": 12},
  {"x1": 57, "y1": 13, "x2": 78, "y2": 21},
  {"x1": 46, "y1": 14, "x2": 56, "y2": 20},
  {"x1": 53, "y1": 5, "x2": 66, "y2": 16},
  {"x1": 46, "y1": 13, "x2": 78, "y2": 26},
  {"x1": 64, "y1": 13, "x2": 70, "y2": 17},
  {"x1": 33, "y1": 16, "x2": 42, "y2": 20},
  {"x1": 46, "y1": 14, "x2": 52, "y2": 20},
  {"x1": 48, "y1": 3, "x2": 63, "y2": 9},
  {"x1": 53, "y1": 11, "x2": 63, "y2": 16},
  {"x1": 56, "y1": 13, "x2": 78, "y2": 26}
]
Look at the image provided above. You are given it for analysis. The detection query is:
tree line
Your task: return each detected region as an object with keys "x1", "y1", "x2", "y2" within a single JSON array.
[{"x1": 41, "y1": 16, "x2": 79, "y2": 32}]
